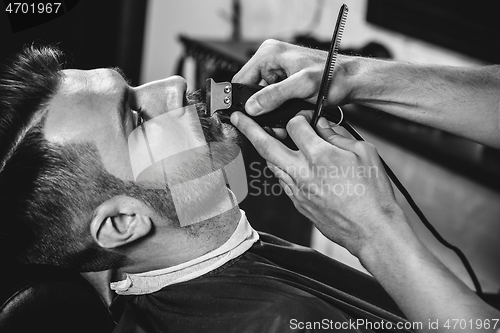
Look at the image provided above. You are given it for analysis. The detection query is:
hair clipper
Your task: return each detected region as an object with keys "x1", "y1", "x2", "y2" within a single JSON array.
[{"x1": 205, "y1": 78, "x2": 343, "y2": 128}]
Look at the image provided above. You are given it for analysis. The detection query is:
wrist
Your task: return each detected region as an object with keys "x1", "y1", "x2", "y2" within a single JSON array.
[
  {"x1": 355, "y1": 207, "x2": 423, "y2": 270},
  {"x1": 336, "y1": 56, "x2": 401, "y2": 107},
  {"x1": 331, "y1": 55, "x2": 368, "y2": 105}
]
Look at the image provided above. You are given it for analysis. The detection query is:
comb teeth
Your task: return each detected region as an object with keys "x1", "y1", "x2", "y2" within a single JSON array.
[
  {"x1": 311, "y1": 4, "x2": 348, "y2": 127},
  {"x1": 324, "y1": 4, "x2": 348, "y2": 95},
  {"x1": 333, "y1": 13, "x2": 347, "y2": 54}
]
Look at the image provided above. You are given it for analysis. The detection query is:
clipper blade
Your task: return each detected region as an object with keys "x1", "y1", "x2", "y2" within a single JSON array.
[{"x1": 206, "y1": 78, "x2": 232, "y2": 116}]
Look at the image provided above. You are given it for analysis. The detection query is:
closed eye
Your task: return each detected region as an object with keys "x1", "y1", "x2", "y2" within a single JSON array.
[{"x1": 131, "y1": 108, "x2": 144, "y2": 128}]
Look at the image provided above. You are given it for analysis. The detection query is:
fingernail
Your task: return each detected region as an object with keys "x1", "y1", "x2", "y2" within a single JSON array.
[
  {"x1": 318, "y1": 117, "x2": 330, "y2": 129},
  {"x1": 246, "y1": 98, "x2": 263, "y2": 115},
  {"x1": 230, "y1": 112, "x2": 239, "y2": 126}
]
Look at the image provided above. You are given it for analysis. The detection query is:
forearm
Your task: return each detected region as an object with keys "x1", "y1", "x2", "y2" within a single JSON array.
[
  {"x1": 337, "y1": 56, "x2": 500, "y2": 148},
  {"x1": 357, "y1": 212, "x2": 500, "y2": 332}
]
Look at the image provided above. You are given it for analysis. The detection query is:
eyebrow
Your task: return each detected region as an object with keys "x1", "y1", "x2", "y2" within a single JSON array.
[
  {"x1": 109, "y1": 66, "x2": 132, "y2": 85},
  {"x1": 109, "y1": 67, "x2": 131, "y2": 109},
  {"x1": 108, "y1": 67, "x2": 133, "y2": 137},
  {"x1": 118, "y1": 87, "x2": 130, "y2": 138}
]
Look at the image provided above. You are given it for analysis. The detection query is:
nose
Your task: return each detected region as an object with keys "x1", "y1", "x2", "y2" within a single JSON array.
[{"x1": 131, "y1": 75, "x2": 187, "y2": 120}]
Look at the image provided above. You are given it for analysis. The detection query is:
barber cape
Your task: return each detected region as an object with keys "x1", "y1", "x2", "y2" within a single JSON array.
[{"x1": 111, "y1": 211, "x2": 409, "y2": 333}]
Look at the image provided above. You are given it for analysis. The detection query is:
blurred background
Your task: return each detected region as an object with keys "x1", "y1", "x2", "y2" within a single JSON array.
[{"x1": 1, "y1": 0, "x2": 499, "y2": 295}]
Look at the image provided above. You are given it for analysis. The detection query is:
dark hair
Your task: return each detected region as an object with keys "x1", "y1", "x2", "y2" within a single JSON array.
[{"x1": 0, "y1": 45, "x2": 135, "y2": 271}]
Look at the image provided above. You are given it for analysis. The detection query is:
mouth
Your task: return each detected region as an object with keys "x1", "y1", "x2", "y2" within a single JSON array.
[
  {"x1": 185, "y1": 90, "x2": 210, "y2": 116},
  {"x1": 185, "y1": 90, "x2": 228, "y2": 124},
  {"x1": 185, "y1": 90, "x2": 234, "y2": 126}
]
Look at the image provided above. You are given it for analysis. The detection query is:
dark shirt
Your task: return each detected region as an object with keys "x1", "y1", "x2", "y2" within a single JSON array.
[{"x1": 111, "y1": 233, "x2": 410, "y2": 333}]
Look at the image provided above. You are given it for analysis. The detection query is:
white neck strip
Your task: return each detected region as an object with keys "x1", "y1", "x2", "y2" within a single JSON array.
[{"x1": 110, "y1": 210, "x2": 258, "y2": 295}]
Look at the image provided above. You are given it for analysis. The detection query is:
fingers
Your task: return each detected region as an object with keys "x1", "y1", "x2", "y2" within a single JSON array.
[
  {"x1": 285, "y1": 113, "x2": 329, "y2": 155},
  {"x1": 295, "y1": 110, "x2": 313, "y2": 122},
  {"x1": 233, "y1": 39, "x2": 324, "y2": 117},
  {"x1": 244, "y1": 71, "x2": 317, "y2": 116},
  {"x1": 285, "y1": 112, "x2": 358, "y2": 159},
  {"x1": 232, "y1": 60, "x2": 263, "y2": 86},
  {"x1": 268, "y1": 162, "x2": 296, "y2": 197},
  {"x1": 230, "y1": 111, "x2": 296, "y2": 167},
  {"x1": 315, "y1": 117, "x2": 356, "y2": 151},
  {"x1": 232, "y1": 39, "x2": 287, "y2": 86},
  {"x1": 267, "y1": 161, "x2": 293, "y2": 185},
  {"x1": 315, "y1": 117, "x2": 381, "y2": 160},
  {"x1": 265, "y1": 127, "x2": 288, "y2": 140},
  {"x1": 279, "y1": 179, "x2": 294, "y2": 197}
]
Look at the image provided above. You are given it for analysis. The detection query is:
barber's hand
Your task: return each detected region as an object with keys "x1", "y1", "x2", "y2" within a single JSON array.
[
  {"x1": 232, "y1": 39, "x2": 351, "y2": 117},
  {"x1": 231, "y1": 110, "x2": 406, "y2": 257}
]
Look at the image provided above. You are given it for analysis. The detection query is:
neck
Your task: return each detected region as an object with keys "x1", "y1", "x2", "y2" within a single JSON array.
[{"x1": 119, "y1": 206, "x2": 241, "y2": 275}]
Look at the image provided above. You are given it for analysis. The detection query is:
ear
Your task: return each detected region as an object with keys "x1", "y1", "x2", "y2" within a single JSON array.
[{"x1": 90, "y1": 195, "x2": 153, "y2": 249}]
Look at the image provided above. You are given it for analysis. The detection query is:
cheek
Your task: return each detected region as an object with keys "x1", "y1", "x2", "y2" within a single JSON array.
[{"x1": 96, "y1": 134, "x2": 135, "y2": 182}]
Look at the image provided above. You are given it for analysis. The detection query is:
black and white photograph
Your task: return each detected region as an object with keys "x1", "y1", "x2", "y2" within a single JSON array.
[{"x1": 1, "y1": 1, "x2": 499, "y2": 332}]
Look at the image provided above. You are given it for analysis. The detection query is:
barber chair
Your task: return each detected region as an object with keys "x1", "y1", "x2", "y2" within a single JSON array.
[{"x1": 0, "y1": 264, "x2": 114, "y2": 333}]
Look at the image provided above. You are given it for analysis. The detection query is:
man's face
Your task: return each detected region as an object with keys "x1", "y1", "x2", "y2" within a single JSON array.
[{"x1": 43, "y1": 68, "x2": 236, "y2": 182}]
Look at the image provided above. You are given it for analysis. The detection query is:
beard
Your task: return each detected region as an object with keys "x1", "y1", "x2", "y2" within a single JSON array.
[
  {"x1": 185, "y1": 90, "x2": 241, "y2": 147},
  {"x1": 127, "y1": 90, "x2": 244, "y2": 231}
]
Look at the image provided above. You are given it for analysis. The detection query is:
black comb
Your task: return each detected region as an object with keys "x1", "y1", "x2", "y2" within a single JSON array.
[{"x1": 311, "y1": 4, "x2": 348, "y2": 128}]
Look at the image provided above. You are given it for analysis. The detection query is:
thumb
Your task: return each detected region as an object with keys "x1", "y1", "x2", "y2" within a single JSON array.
[
  {"x1": 246, "y1": 72, "x2": 317, "y2": 116},
  {"x1": 315, "y1": 117, "x2": 355, "y2": 151}
]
